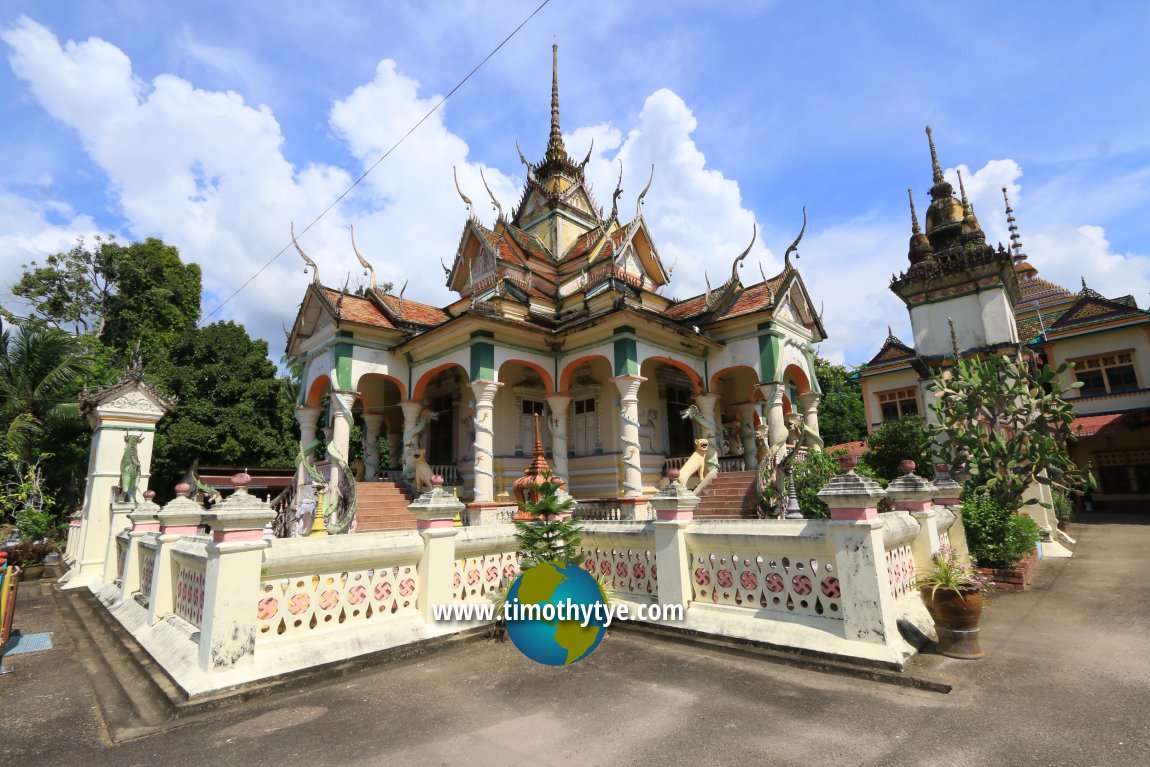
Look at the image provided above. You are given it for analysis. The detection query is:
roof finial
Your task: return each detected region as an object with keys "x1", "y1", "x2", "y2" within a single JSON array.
[
  {"x1": 453, "y1": 166, "x2": 475, "y2": 219},
  {"x1": 730, "y1": 223, "x2": 757, "y2": 283},
  {"x1": 610, "y1": 160, "x2": 623, "y2": 220},
  {"x1": 635, "y1": 164, "x2": 654, "y2": 219},
  {"x1": 291, "y1": 222, "x2": 320, "y2": 285},
  {"x1": 926, "y1": 125, "x2": 944, "y2": 185},
  {"x1": 783, "y1": 206, "x2": 807, "y2": 270},
  {"x1": 546, "y1": 44, "x2": 567, "y2": 163},
  {"x1": 350, "y1": 225, "x2": 377, "y2": 293},
  {"x1": 1002, "y1": 187, "x2": 1024, "y2": 261},
  {"x1": 704, "y1": 270, "x2": 712, "y2": 306},
  {"x1": 908, "y1": 188, "x2": 922, "y2": 234},
  {"x1": 479, "y1": 167, "x2": 505, "y2": 222}
]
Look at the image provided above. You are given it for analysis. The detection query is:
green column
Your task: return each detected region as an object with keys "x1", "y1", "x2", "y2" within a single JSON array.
[
  {"x1": 470, "y1": 331, "x2": 496, "y2": 380},
  {"x1": 613, "y1": 326, "x2": 639, "y2": 376}
]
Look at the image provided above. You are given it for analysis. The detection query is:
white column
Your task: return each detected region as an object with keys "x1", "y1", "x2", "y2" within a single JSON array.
[
  {"x1": 757, "y1": 382, "x2": 788, "y2": 456},
  {"x1": 399, "y1": 400, "x2": 425, "y2": 478},
  {"x1": 361, "y1": 412, "x2": 384, "y2": 481},
  {"x1": 386, "y1": 420, "x2": 402, "y2": 470},
  {"x1": 328, "y1": 390, "x2": 357, "y2": 492},
  {"x1": 735, "y1": 402, "x2": 759, "y2": 469},
  {"x1": 611, "y1": 375, "x2": 647, "y2": 498},
  {"x1": 545, "y1": 393, "x2": 572, "y2": 482},
  {"x1": 798, "y1": 391, "x2": 824, "y2": 451},
  {"x1": 691, "y1": 392, "x2": 722, "y2": 472},
  {"x1": 468, "y1": 381, "x2": 502, "y2": 502},
  {"x1": 293, "y1": 405, "x2": 320, "y2": 490}
]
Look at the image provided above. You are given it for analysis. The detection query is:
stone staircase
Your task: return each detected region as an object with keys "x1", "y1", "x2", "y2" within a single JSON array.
[
  {"x1": 355, "y1": 480, "x2": 419, "y2": 532},
  {"x1": 692, "y1": 470, "x2": 761, "y2": 519}
]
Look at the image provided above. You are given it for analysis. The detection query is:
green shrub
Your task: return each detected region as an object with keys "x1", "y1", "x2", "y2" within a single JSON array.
[
  {"x1": 1052, "y1": 491, "x2": 1073, "y2": 522},
  {"x1": 961, "y1": 490, "x2": 1041, "y2": 569},
  {"x1": 793, "y1": 450, "x2": 841, "y2": 518},
  {"x1": 862, "y1": 416, "x2": 935, "y2": 482}
]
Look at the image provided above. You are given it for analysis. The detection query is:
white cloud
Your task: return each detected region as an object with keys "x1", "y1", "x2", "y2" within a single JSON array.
[{"x1": 569, "y1": 89, "x2": 775, "y2": 301}]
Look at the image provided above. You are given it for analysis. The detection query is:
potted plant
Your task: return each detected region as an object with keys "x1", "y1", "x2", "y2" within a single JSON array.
[
  {"x1": 917, "y1": 545, "x2": 995, "y2": 659},
  {"x1": 8, "y1": 540, "x2": 57, "y2": 580}
]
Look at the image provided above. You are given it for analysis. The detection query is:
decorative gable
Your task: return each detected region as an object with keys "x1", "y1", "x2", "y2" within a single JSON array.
[{"x1": 1048, "y1": 295, "x2": 1149, "y2": 333}]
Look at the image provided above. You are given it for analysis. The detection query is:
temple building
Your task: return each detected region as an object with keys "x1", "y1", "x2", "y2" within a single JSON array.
[
  {"x1": 284, "y1": 47, "x2": 827, "y2": 527},
  {"x1": 855, "y1": 127, "x2": 1150, "y2": 513}
]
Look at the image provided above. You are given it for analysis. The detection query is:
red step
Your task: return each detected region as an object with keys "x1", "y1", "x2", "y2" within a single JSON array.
[
  {"x1": 355, "y1": 480, "x2": 419, "y2": 533},
  {"x1": 692, "y1": 470, "x2": 761, "y2": 519}
]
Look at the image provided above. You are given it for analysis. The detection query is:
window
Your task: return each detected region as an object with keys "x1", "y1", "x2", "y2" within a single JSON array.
[
  {"x1": 519, "y1": 399, "x2": 548, "y2": 454},
  {"x1": 1074, "y1": 352, "x2": 1139, "y2": 396},
  {"x1": 572, "y1": 397, "x2": 598, "y2": 456},
  {"x1": 665, "y1": 385, "x2": 695, "y2": 456},
  {"x1": 876, "y1": 387, "x2": 919, "y2": 422}
]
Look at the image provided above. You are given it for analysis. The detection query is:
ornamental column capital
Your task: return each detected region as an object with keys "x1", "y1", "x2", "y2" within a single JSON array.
[
  {"x1": 469, "y1": 379, "x2": 503, "y2": 404},
  {"x1": 609, "y1": 374, "x2": 646, "y2": 400}
]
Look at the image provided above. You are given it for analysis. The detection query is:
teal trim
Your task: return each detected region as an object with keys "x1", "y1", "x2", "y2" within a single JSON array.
[
  {"x1": 471, "y1": 341, "x2": 495, "y2": 381},
  {"x1": 97, "y1": 425, "x2": 156, "y2": 432},
  {"x1": 334, "y1": 342, "x2": 354, "y2": 390},
  {"x1": 758, "y1": 328, "x2": 781, "y2": 382},
  {"x1": 470, "y1": 330, "x2": 495, "y2": 340},
  {"x1": 613, "y1": 336, "x2": 639, "y2": 376},
  {"x1": 803, "y1": 349, "x2": 823, "y2": 393},
  {"x1": 614, "y1": 325, "x2": 637, "y2": 336}
]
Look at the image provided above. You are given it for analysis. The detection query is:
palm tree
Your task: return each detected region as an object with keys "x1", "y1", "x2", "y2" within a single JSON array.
[{"x1": 0, "y1": 323, "x2": 92, "y2": 460}]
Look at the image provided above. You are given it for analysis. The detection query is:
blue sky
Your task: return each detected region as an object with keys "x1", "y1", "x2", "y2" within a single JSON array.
[{"x1": 3, "y1": 1, "x2": 1149, "y2": 367}]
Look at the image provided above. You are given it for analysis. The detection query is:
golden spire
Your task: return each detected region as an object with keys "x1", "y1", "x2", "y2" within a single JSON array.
[
  {"x1": 1002, "y1": 187, "x2": 1024, "y2": 261},
  {"x1": 545, "y1": 44, "x2": 567, "y2": 164},
  {"x1": 908, "y1": 188, "x2": 922, "y2": 234},
  {"x1": 926, "y1": 125, "x2": 944, "y2": 186}
]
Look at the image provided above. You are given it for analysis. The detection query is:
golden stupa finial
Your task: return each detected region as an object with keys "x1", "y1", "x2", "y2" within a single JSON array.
[
  {"x1": 926, "y1": 125, "x2": 944, "y2": 186},
  {"x1": 908, "y1": 188, "x2": 922, "y2": 234},
  {"x1": 956, "y1": 169, "x2": 971, "y2": 213}
]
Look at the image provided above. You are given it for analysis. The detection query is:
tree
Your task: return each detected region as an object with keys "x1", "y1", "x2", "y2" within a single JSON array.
[
  {"x1": 5, "y1": 236, "x2": 201, "y2": 361},
  {"x1": 0, "y1": 324, "x2": 91, "y2": 461},
  {"x1": 513, "y1": 474, "x2": 580, "y2": 570},
  {"x1": 862, "y1": 415, "x2": 935, "y2": 482},
  {"x1": 148, "y1": 321, "x2": 297, "y2": 499},
  {"x1": 929, "y1": 350, "x2": 1090, "y2": 513},
  {"x1": 813, "y1": 355, "x2": 866, "y2": 446}
]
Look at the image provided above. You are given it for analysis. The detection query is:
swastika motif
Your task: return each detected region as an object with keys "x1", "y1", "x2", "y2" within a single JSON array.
[
  {"x1": 689, "y1": 552, "x2": 842, "y2": 619},
  {"x1": 453, "y1": 549, "x2": 519, "y2": 603}
]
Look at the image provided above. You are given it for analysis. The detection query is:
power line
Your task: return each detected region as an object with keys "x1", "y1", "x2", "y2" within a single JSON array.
[{"x1": 199, "y1": 0, "x2": 554, "y2": 326}]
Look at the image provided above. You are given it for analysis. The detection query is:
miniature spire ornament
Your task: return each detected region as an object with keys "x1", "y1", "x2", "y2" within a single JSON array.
[
  {"x1": 1002, "y1": 187, "x2": 1024, "y2": 261},
  {"x1": 927, "y1": 124, "x2": 945, "y2": 186},
  {"x1": 545, "y1": 44, "x2": 567, "y2": 164}
]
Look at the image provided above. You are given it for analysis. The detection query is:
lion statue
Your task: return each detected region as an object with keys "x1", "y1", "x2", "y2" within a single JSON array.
[
  {"x1": 411, "y1": 448, "x2": 434, "y2": 493},
  {"x1": 675, "y1": 438, "x2": 710, "y2": 489}
]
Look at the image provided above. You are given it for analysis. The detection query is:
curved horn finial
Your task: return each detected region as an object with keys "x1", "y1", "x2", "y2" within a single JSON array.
[
  {"x1": 453, "y1": 166, "x2": 476, "y2": 219},
  {"x1": 579, "y1": 138, "x2": 594, "y2": 171},
  {"x1": 634, "y1": 164, "x2": 654, "y2": 219},
  {"x1": 516, "y1": 140, "x2": 532, "y2": 170},
  {"x1": 291, "y1": 221, "x2": 320, "y2": 285},
  {"x1": 667, "y1": 254, "x2": 678, "y2": 277},
  {"x1": 730, "y1": 223, "x2": 757, "y2": 283},
  {"x1": 783, "y1": 206, "x2": 807, "y2": 271},
  {"x1": 350, "y1": 225, "x2": 377, "y2": 293},
  {"x1": 704, "y1": 270, "x2": 713, "y2": 306},
  {"x1": 440, "y1": 257, "x2": 451, "y2": 277},
  {"x1": 479, "y1": 167, "x2": 505, "y2": 222},
  {"x1": 610, "y1": 160, "x2": 624, "y2": 221}
]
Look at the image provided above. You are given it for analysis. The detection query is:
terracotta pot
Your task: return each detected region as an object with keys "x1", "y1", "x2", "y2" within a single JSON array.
[
  {"x1": 19, "y1": 563, "x2": 45, "y2": 581},
  {"x1": 920, "y1": 585, "x2": 984, "y2": 659}
]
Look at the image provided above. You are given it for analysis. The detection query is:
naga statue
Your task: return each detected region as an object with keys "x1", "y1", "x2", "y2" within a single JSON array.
[
  {"x1": 117, "y1": 434, "x2": 144, "y2": 503},
  {"x1": 402, "y1": 407, "x2": 434, "y2": 481},
  {"x1": 295, "y1": 434, "x2": 358, "y2": 536},
  {"x1": 755, "y1": 414, "x2": 820, "y2": 518}
]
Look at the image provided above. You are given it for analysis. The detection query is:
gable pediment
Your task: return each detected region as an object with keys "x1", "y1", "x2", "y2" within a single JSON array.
[{"x1": 1049, "y1": 295, "x2": 1148, "y2": 332}]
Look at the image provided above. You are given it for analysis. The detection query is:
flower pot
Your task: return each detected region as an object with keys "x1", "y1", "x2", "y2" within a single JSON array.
[
  {"x1": 19, "y1": 563, "x2": 45, "y2": 581},
  {"x1": 920, "y1": 585, "x2": 984, "y2": 659}
]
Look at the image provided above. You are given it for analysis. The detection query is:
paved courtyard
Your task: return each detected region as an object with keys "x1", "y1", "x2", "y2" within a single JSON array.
[{"x1": 3, "y1": 514, "x2": 1148, "y2": 766}]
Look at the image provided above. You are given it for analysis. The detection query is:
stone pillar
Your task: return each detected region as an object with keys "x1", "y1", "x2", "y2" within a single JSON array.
[
  {"x1": 148, "y1": 484, "x2": 203, "y2": 625},
  {"x1": 736, "y1": 402, "x2": 759, "y2": 469},
  {"x1": 386, "y1": 424, "x2": 402, "y2": 470},
  {"x1": 797, "y1": 391, "x2": 824, "y2": 451},
  {"x1": 327, "y1": 390, "x2": 357, "y2": 493},
  {"x1": 545, "y1": 393, "x2": 572, "y2": 483},
  {"x1": 818, "y1": 464, "x2": 900, "y2": 647},
  {"x1": 692, "y1": 392, "x2": 724, "y2": 458},
  {"x1": 116, "y1": 492, "x2": 162, "y2": 606},
  {"x1": 103, "y1": 499, "x2": 138, "y2": 583},
  {"x1": 410, "y1": 476, "x2": 464, "y2": 622},
  {"x1": 66, "y1": 380, "x2": 170, "y2": 590},
  {"x1": 612, "y1": 375, "x2": 647, "y2": 498},
  {"x1": 887, "y1": 461, "x2": 941, "y2": 570},
  {"x1": 197, "y1": 473, "x2": 274, "y2": 672},
  {"x1": 757, "y1": 382, "x2": 788, "y2": 457},
  {"x1": 399, "y1": 400, "x2": 426, "y2": 479},
  {"x1": 362, "y1": 412, "x2": 385, "y2": 481},
  {"x1": 468, "y1": 381, "x2": 502, "y2": 502},
  {"x1": 650, "y1": 469, "x2": 699, "y2": 609}
]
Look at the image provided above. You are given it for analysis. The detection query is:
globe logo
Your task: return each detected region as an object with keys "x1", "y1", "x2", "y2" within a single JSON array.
[{"x1": 504, "y1": 562, "x2": 609, "y2": 666}]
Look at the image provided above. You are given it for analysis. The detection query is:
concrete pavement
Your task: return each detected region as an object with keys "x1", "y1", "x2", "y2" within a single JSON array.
[{"x1": 2, "y1": 513, "x2": 1147, "y2": 766}]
